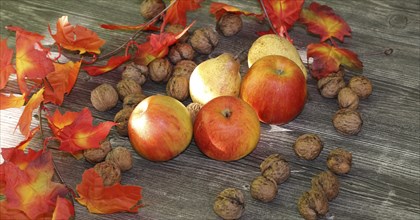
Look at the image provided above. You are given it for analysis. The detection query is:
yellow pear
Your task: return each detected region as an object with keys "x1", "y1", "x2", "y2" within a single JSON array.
[
  {"x1": 247, "y1": 34, "x2": 307, "y2": 79},
  {"x1": 189, "y1": 53, "x2": 241, "y2": 105}
]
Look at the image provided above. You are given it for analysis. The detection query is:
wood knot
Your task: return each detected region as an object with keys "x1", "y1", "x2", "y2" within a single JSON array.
[{"x1": 388, "y1": 14, "x2": 408, "y2": 28}]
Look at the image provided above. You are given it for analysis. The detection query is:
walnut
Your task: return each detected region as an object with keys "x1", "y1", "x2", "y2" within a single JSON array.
[
  {"x1": 348, "y1": 75, "x2": 373, "y2": 99},
  {"x1": 186, "y1": 102, "x2": 203, "y2": 123},
  {"x1": 311, "y1": 170, "x2": 340, "y2": 201},
  {"x1": 166, "y1": 75, "x2": 189, "y2": 101},
  {"x1": 116, "y1": 79, "x2": 142, "y2": 100},
  {"x1": 123, "y1": 93, "x2": 147, "y2": 109},
  {"x1": 189, "y1": 27, "x2": 219, "y2": 54},
  {"x1": 83, "y1": 140, "x2": 112, "y2": 164},
  {"x1": 114, "y1": 108, "x2": 133, "y2": 137},
  {"x1": 93, "y1": 161, "x2": 121, "y2": 186},
  {"x1": 106, "y1": 146, "x2": 133, "y2": 172},
  {"x1": 250, "y1": 176, "x2": 278, "y2": 202},
  {"x1": 293, "y1": 134, "x2": 323, "y2": 160},
  {"x1": 173, "y1": 60, "x2": 197, "y2": 79},
  {"x1": 165, "y1": 24, "x2": 189, "y2": 43},
  {"x1": 217, "y1": 12, "x2": 243, "y2": 37},
  {"x1": 168, "y1": 43, "x2": 195, "y2": 64},
  {"x1": 317, "y1": 74, "x2": 346, "y2": 98},
  {"x1": 122, "y1": 62, "x2": 148, "y2": 85},
  {"x1": 327, "y1": 148, "x2": 353, "y2": 175},
  {"x1": 260, "y1": 154, "x2": 290, "y2": 184},
  {"x1": 148, "y1": 58, "x2": 173, "y2": 83},
  {"x1": 338, "y1": 87, "x2": 359, "y2": 110},
  {"x1": 213, "y1": 188, "x2": 245, "y2": 220},
  {"x1": 91, "y1": 83, "x2": 119, "y2": 112},
  {"x1": 298, "y1": 186, "x2": 329, "y2": 220},
  {"x1": 139, "y1": 0, "x2": 165, "y2": 20},
  {"x1": 332, "y1": 109, "x2": 363, "y2": 135}
]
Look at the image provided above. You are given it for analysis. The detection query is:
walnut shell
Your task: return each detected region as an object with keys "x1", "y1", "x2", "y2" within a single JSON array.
[
  {"x1": 106, "y1": 146, "x2": 133, "y2": 172},
  {"x1": 338, "y1": 87, "x2": 359, "y2": 110},
  {"x1": 213, "y1": 188, "x2": 245, "y2": 220},
  {"x1": 348, "y1": 75, "x2": 373, "y2": 99},
  {"x1": 173, "y1": 60, "x2": 197, "y2": 79},
  {"x1": 116, "y1": 79, "x2": 142, "y2": 100},
  {"x1": 317, "y1": 75, "x2": 346, "y2": 98},
  {"x1": 217, "y1": 12, "x2": 243, "y2": 37},
  {"x1": 186, "y1": 102, "x2": 203, "y2": 123},
  {"x1": 93, "y1": 161, "x2": 121, "y2": 186},
  {"x1": 250, "y1": 176, "x2": 278, "y2": 203},
  {"x1": 114, "y1": 108, "x2": 133, "y2": 137},
  {"x1": 327, "y1": 148, "x2": 353, "y2": 175},
  {"x1": 83, "y1": 140, "x2": 112, "y2": 164},
  {"x1": 139, "y1": 0, "x2": 165, "y2": 19},
  {"x1": 168, "y1": 43, "x2": 195, "y2": 64},
  {"x1": 166, "y1": 75, "x2": 189, "y2": 101},
  {"x1": 311, "y1": 170, "x2": 340, "y2": 201},
  {"x1": 298, "y1": 186, "x2": 329, "y2": 220},
  {"x1": 189, "y1": 27, "x2": 219, "y2": 54},
  {"x1": 260, "y1": 154, "x2": 290, "y2": 184},
  {"x1": 148, "y1": 58, "x2": 173, "y2": 83},
  {"x1": 332, "y1": 109, "x2": 363, "y2": 135},
  {"x1": 165, "y1": 24, "x2": 189, "y2": 42},
  {"x1": 122, "y1": 62, "x2": 148, "y2": 85},
  {"x1": 91, "y1": 83, "x2": 119, "y2": 112},
  {"x1": 123, "y1": 93, "x2": 147, "y2": 109},
  {"x1": 293, "y1": 134, "x2": 324, "y2": 160}
]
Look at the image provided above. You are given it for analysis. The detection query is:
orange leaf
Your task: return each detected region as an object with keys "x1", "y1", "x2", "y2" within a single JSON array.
[
  {"x1": 307, "y1": 43, "x2": 363, "y2": 79},
  {"x1": 1, "y1": 148, "x2": 43, "y2": 170},
  {"x1": 76, "y1": 168, "x2": 142, "y2": 214},
  {"x1": 6, "y1": 26, "x2": 54, "y2": 94},
  {"x1": 0, "y1": 37, "x2": 15, "y2": 90},
  {"x1": 259, "y1": 0, "x2": 304, "y2": 38},
  {"x1": 16, "y1": 126, "x2": 40, "y2": 151},
  {"x1": 209, "y1": 2, "x2": 264, "y2": 20},
  {"x1": 17, "y1": 88, "x2": 44, "y2": 137},
  {"x1": 46, "y1": 108, "x2": 116, "y2": 155},
  {"x1": 100, "y1": 22, "x2": 160, "y2": 31},
  {"x1": 300, "y1": 2, "x2": 351, "y2": 43},
  {"x1": 43, "y1": 61, "x2": 81, "y2": 105},
  {"x1": 0, "y1": 93, "x2": 25, "y2": 110},
  {"x1": 52, "y1": 197, "x2": 75, "y2": 220},
  {"x1": 165, "y1": 0, "x2": 203, "y2": 26},
  {"x1": 83, "y1": 54, "x2": 131, "y2": 76},
  {"x1": 49, "y1": 16, "x2": 106, "y2": 54}
]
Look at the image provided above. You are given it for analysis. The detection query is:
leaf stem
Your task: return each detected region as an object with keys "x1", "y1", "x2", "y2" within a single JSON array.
[{"x1": 259, "y1": 0, "x2": 279, "y2": 35}]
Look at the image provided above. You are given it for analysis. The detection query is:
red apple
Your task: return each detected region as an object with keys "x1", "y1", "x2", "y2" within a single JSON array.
[
  {"x1": 240, "y1": 55, "x2": 307, "y2": 124},
  {"x1": 128, "y1": 95, "x2": 193, "y2": 161},
  {"x1": 194, "y1": 96, "x2": 260, "y2": 161}
]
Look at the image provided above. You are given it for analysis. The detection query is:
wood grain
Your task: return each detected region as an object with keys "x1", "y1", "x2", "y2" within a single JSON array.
[{"x1": 1, "y1": 0, "x2": 419, "y2": 219}]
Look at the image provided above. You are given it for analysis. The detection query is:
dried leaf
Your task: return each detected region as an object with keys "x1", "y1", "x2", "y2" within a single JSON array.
[
  {"x1": 165, "y1": 0, "x2": 203, "y2": 26},
  {"x1": 300, "y1": 2, "x2": 351, "y2": 42},
  {"x1": 52, "y1": 197, "x2": 75, "y2": 220},
  {"x1": 0, "y1": 93, "x2": 25, "y2": 110},
  {"x1": 17, "y1": 88, "x2": 44, "y2": 138},
  {"x1": 83, "y1": 54, "x2": 131, "y2": 76},
  {"x1": 76, "y1": 168, "x2": 142, "y2": 214},
  {"x1": 307, "y1": 43, "x2": 363, "y2": 79},
  {"x1": 0, "y1": 37, "x2": 15, "y2": 90},
  {"x1": 209, "y1": 2, "x2": 264, "y2": 20},
  {"x1": 49, "y1": 16, "x2": 106, "y2": 54},
  {"x1": 100, "y1": 22, "x2": 160, "y2": 31}
]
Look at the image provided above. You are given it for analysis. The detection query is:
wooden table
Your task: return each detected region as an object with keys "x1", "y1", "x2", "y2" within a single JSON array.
[{"x1": 1, "y1": 0, "x2": 419, "y2": 219}]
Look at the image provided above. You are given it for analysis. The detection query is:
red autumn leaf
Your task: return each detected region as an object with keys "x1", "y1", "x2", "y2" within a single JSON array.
[
  {"x1": 83, "y1": 54, "x2": 131, "y2": 76},
  {"x1": 15, "y1": 126, "x2": 40, "y2": 151},
  {"x1": 17, "y1": 88, "x2": 44, "y2": 138},
  {"x1": 165, "y1": 0, "x2": 203, "y2": 26},
  {"x1": 307, "y1": 43, "x2": 363, "y2": 79},
  {"x1": 209, "y1": 2, "x2": 264, "y2": 20},
  {"x1": 259, "y1": 0, "x2": 304, "y2": 38},
  {"x1": 1, "y1": 149, "x2": 69, "y2": 219},
  {"x1": 0, "y1": 37, "x2": 15, "y2": 90},
  {"x1": 52, "y1": 197, "x2": 75, "y2": 220},
  {"x1": 6, "y1": 26, "x2": 54, "y2": 94},
  {"x1": 76, "y1": 168, "x2": 142, "y2": 214},
  {"x1": 49, "y1": 16, "x2": 106, "y2": 54},
  {"x1": 0, "y1": 93, "x2": 25, "y2": 110},
  {"x1": 100, "y1": 22, "x2": 160, "y2": 31},
  {"x1": 43, "y1": 61, "x2": 81, "y2": 105},
  {"x1": 300, "y1": 2, "x2": 351, "y2": 43},
  {"x1": 1, "y1": 148, "x2": 43, "y2": 170},
  {"x1": 46, "y1": 108, "x2": 116, "y2": 155}
]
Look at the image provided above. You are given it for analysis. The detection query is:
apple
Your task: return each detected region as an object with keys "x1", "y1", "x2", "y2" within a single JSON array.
[
  {"x1": 193, "y1": 96, "x2": 260, "y2": 161},
  {"x1": 240, "y1": 55, "x2": 307, "y2": 125},
  {"x1": 128, "y1": 95, "x2": 193, "y2": 161}
]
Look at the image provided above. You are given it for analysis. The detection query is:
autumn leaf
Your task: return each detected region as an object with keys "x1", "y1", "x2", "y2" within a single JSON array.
[
  {"x1": 43, "y1": 61, "x2": 81, "y2": 105},
  {"x1": 209, "y1": 2, "x2": 264, "y2": 21},
  {"x1": 307, "y1": 43, "x2": 363, "y2": 79},
  {"x1": 259, "y1": 0, "x2": 304, "y2": 38},
  {"x1": 165, "y1": 0, "x2": 203, "y2": 26},
  {"x1": 300, "y1": 2, "x2": 351, "y2": 43},
  {"x1": 100, "y1": 22, "x2": 160, "y2": 31},
  {"x1": 46, "y1": 108, "x2": 116, "y2": 155},
  {"x1": 76, "y1": 168, "x2": 142, "y2": 214},
  {"x1": 0, "y1": 93, "x2": 25, "y2": 110},
  {"x1": 49, "y1": 16, "x2": 106, "y2": 54},
  {"x1": 6, "y1": 26, "x2": 54, "y2": 94},
  {"x1": 52, "y1": 197, "x2": 75, "y2": 220},
  {"x1": 83, "y1": 54, "x2": 131, "y2": 76},
  {"x1": 0, "y1": 37, "x2": 15, "y2": 90},
  {"x1": 15, "y1": 126, "x2": 40, "y2": 151},
  {"x1": 17, "y1": 88, "x2": 44, "y2": 138}
]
